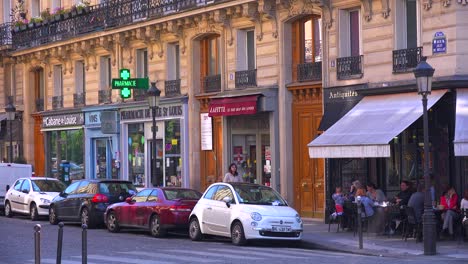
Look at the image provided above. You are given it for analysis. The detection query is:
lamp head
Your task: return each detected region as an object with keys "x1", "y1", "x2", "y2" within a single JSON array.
[
  {"x1": 413, "y1": 56, "x2": 435, "y2": 95},
  {"x1": 147, "y1": 81, "x2": 161, "y2": 108},
  {"x1": 5, "y1": 102, "x2": 16, "y2": 121}
]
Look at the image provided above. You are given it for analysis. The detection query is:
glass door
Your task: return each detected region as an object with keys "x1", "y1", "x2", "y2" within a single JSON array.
[
  {"x1": 149, "y1": 139, "x2": 164, "y2": 187},
  {"x1": 232, "y1": 134, "x2": 257, "y2": 183},
  {"x1": 94, "y1": 138, "x2": 110, "y2": 179}
]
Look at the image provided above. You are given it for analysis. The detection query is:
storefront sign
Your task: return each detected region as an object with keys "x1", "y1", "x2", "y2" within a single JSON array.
[
  {"x1": 200, "y1": 113, "x2": 213, "y2": 150},
  {"x1": 121, "y1": 105, "x2": 183, "y2": 120},
  {"x1": 432, "y1": 32, "x2": 447, "y2": 55},
  {"x1": 86, "y1": 111, "x2": 101, "y2": 126},
  {"x1": 101, "y1": 111, "x2": 119, "y2": 134},
  {"x1": 319, "y1": 86, "x2": 363, "y2": 131},
  {"x1": 42, "y1": 113, "x2": 84, "y2": 128},
  {"x1": 208, "y1": 95, "x2": 259, "y2": 117}
]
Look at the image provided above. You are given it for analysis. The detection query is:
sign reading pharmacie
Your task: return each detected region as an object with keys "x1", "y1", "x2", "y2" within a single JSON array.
[
  {"x1": 121, "y1": 104, "x2": 183, "y2": 120},
  {"x1": 42, "y1": 113, "x2": 85, "y2": 128}
]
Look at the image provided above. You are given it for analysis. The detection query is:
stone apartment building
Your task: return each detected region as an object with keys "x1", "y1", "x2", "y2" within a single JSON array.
[{"x1": 0, "y1": 0, "x2": 326, "y2": 218}]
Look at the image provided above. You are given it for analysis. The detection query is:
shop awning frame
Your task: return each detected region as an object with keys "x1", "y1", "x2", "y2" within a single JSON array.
[{"x1": 308, "y1": 90, "x2": 447, "y2": 158}]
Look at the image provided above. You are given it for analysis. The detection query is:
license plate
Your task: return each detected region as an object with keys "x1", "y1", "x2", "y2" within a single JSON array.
[{"x1": 272, "y1": 225, "x2": 291, "y2": 232}]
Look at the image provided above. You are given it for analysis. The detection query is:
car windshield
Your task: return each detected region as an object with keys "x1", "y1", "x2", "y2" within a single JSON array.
[
  {"x1": 32, "y1": 180, "x2": 66, "y2": 192},
  {"x1": 99, "y1": 182, "x2": 137, "y2": 196},
  {"x1": 164, "y1": 189, "x2": 202, "y2": 200},
  {"x1": 233, "y1": 185, "x2": 287, "y2": 206}
]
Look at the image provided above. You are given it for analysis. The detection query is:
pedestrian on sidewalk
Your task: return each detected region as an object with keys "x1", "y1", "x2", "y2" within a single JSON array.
[{"x1": 223, "y1": 163, "x2": 243, "y2": 183}]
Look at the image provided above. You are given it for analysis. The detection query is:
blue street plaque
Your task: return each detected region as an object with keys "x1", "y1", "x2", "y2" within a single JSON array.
[{"x1": 432, "y1": 31, "x2": 447, "y2": 55}]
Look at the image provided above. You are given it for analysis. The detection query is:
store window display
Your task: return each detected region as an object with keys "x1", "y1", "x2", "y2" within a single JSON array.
[
  {"x1": 164, "y1": 120, "x2": 182, "y2": 187},
  {"x1": 128, "y1": 123, "x2": 145, "y2": 187}
]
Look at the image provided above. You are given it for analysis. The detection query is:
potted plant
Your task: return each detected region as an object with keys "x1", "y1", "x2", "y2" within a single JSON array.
[
  {"x1": 71, "y1": 1, "x2": 90, "y2": 16},
  {"x1": 13, "y1": 19, "x2": 28, "y2": 31},
  {"x1": 30, "y1": 17, "x2": 43, "y2": 27},
  {"x1": 52, "y1": 7, "x2": 65, "y2": 21},
  {"x1": 40, "y1": 8, "x2": 52, "y2": 24}
]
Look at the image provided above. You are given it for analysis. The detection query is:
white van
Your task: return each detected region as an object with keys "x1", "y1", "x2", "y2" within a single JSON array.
[{"x1": 0, "y1": 163, "x2": 33, "y2": 212}]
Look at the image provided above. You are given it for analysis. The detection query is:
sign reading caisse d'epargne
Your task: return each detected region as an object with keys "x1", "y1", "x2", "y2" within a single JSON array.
[{"x1": 432, "y1": 32, "x2": 447, "y2": 55}]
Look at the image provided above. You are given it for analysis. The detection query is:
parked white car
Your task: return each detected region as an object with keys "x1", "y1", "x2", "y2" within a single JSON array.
[
  {"x1": 189, "y1": 182, "x2": 303, "y2": 246},
  {"x1": 4, "y1": 177, "x2": 66, "y2": 220}
]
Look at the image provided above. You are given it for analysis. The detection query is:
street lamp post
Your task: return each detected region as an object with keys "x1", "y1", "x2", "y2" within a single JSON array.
[
  {"x1": 414, "y1": 56, "x2": 436, "y2": 255},
  {"x1": 147, "y1": 82, "x2": 161, "y2": 186},
  {"x1": 5, "y1": 102, "x2": 16, "y2": 163}
]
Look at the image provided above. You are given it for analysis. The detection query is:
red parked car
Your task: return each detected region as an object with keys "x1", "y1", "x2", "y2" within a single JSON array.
[{"x1": 104, "y1": 187, "x2": 202, "y2": 237}]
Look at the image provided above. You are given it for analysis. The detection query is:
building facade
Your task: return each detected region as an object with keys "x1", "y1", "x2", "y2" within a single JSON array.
[{"x1": 0, "y1": 0, "x2": 326, "y2": 217}]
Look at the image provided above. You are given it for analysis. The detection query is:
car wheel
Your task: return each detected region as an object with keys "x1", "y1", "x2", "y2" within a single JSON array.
[
  {"x1": 231, "y1": 222, "x2": 247, "y2": 246},
  {"x1": 49, "y1": 206, "x2": 59, "y2": 225},
  {"x1": 106, "y1": 211, "x2": 120, "y2": 233},
  {"x1": 4, "y1": 201, "x2": 13, "y2": 218},
  {"x1": 30, "y1": 203, "x2": 39, "y2": 221},
  {"x1": 150, "y1": 215, "x2": 166, "y2": 238},
  {"x1": 81, "y1": 207, "x2": 95, "y2": 229},
  {"x1": 189, "y1": 218, "x2": 203, "y2": 241}
]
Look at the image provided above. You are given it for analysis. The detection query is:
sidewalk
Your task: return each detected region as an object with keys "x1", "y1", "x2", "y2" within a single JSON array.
[{"x1": 299, "y1": 218, "x2": 468, "y2": 260}]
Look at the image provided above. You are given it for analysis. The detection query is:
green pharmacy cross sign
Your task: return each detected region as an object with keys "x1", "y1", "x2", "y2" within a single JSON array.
[{"x1": 112, "y1": 69, "x2": 149, "y2": 99}]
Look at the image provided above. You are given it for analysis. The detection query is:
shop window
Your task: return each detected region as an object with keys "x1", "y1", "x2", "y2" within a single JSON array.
[
  {"x1": 164, "y1": 120, "x2": 182, "y2": 187},
  {"x1": 128, "y1": 123, "x2": 145, "y2": 187},
  {"x1": 99, "y1": 56, "x2": 111, "y2": 90},
  {"x1": 48, "y1": 129, "x2": 84, "y2": 181},
  {"x1": 75, "y1": 61, "x2": 85, "y2": 94},
  {"x1": 53, "y1": 65, "x2": 63, "y2": 96}
]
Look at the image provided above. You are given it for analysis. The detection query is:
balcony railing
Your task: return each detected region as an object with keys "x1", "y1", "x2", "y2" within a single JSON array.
[
  {"x1": 392, "y1": 47, "x2": 422, "y2": 73},
  {"x1": 203, "y1": 74, "x2": 221, "y2": 93},
  {"x1": 73, "y1": 92, "x2": 86, "y2": 107},
  {"x1": 35, "y1": 98, "x2": 44, "y2": 112},
  {"x1": 0, "y1": 23, "x2": 12, "y2": 48},
  {"x1": 235, "y1": 69, "x2": 257, "y2": 88},
  {"x1": 165, "y1": 79, "x2": 181, "y2": 97},
  {"x1": 10, "y1": 0, "x2": 228, "y2": 50},
  {"x1": 52, "y1": 96, "x2": 63, "y2": 110},
  {"x1": 337, "y1": 55, "x2": 364, "y2": 80},
  {"x1": 98, "y1": 90, "x2": 112, "y2": 104},
  {"x1": 297, "y1": 62, "x2": 322, "y2": 82}
]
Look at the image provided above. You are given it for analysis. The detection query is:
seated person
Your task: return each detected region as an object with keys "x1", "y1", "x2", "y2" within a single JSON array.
[
  {"x1": 355, "y1": 188, "x2": 374, "y2": 218},
  {"x1": 408, "y1": 184, "x2": 425, "y2": 223},
  {"x1": 391, "y1": 180, "x2": 413, "y2": 206},
  {"x1": 348, "y1": 180, "x2": 362, "y2": 201},
  {"x1": 331, "y1": 186, "x2": 345, "y2": 219},
  {"x1": 440, "y1": 186, "x2": 460, "y2": 237},
  {"x1": 366, "y1": 182, "x2": 386, "y2": 204}
]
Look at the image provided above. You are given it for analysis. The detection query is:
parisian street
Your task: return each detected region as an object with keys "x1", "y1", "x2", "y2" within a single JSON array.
[{"x1": 0, "y1": 216, "x2": 466, "y2": 264}]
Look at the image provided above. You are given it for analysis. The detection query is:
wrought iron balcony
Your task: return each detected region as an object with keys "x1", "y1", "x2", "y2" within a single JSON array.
[
  {"x1": 52, "y1": 96, "x2": 63, "y2": 110},
  {"x1": 235, "y1": 69, "x2": 257, "y2": 88},
  {"x1": 392, "y1": 47, "x2": 422, "y2": 73},
  {"x1": 73, "y1": 92, "x2": 86, "y2": 107},
  {"x1": 11, "y1": 0, "x2": 229, "y2": 50},
  {"x1": 35, "y1": 98, "x2": 44, "y2": 112},
  {"x1": 337, "y1": 55, "x2": 363, "y2": 80},
  {"x1": 133, "y1": 89, "x2": 147, "y2": 101},
  {"x1": 0, "y1": 23, "x2": 12, "y2": 48},
  {"x1": 165, "y1": 79, "x2": 181, "y2": 97},
  {"x1": 297, "y1": 62, "x2": 322, "y2": 82},
  {"x1": 203, "y1": 74, "x2": 221, "y2": 93},
  {"x1": 98, "y1": 90, "x2": 112, "y2": 104}
]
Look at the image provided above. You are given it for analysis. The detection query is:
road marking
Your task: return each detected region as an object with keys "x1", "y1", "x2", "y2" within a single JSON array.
[
  {"x1": 204, "y1": 248, "x2": 309, "y2": 259},
  {"x1": 121, "y1": 251, "x2": 218, "y2": 263},
  {"x1": 164, "y1": 249, "x2": 263, "y2": 260},
  {"x1": 36, "y1": 259, "x2": 99, "y2": 264},
  {"x1": 72, "y1": 255, "x2": 175, "y2": 264}
]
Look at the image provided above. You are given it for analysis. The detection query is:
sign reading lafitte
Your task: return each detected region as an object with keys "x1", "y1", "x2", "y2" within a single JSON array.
[
  {"x1": 111, "y1": 69, "x2": 149, "y2": 99},
  {"x1": 208, "y1": 95, "x2": 259, "y2": 117}
]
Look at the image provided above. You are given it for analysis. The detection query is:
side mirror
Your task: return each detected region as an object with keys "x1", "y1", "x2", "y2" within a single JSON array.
[
  {"x1": 59, "y1": 191, "x2": 67, "y2": 197},
  {"x1": 222, "y1": 196, "x2": 232, "y2": 208},
  {"x1": 125, "y1": 197, "x2": 133, "y2": 203},
  {"x1": 6, "y1": 185, "x2": 9, "y2": 192},
  {"x1": 22, "y1": 189, "x2": 29, "y2": 194}
]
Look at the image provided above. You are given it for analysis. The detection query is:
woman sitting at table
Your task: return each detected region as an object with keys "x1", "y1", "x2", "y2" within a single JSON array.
[
  {"x1": 440, "y1": 186, "x2": 459, "y2": 237},
  {"x1": 356, "y1": 188, "x2": 374, "y2": 218},
  {"x1": 366, "y1": 182, "x2": 386, "y2": 204}
]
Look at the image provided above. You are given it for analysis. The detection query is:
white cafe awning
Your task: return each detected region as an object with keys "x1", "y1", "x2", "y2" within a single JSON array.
[
  {"x1": 454, "y1": 89, "x2": 468, "y2": 156},
  {"x1": 308, "y1": 90, "x2": 447, "y2": 158}
]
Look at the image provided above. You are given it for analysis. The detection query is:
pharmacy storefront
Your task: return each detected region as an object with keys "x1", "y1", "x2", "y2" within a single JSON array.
[{"x1": 120, "y1": 100, "x2": 188, "y2": 189}]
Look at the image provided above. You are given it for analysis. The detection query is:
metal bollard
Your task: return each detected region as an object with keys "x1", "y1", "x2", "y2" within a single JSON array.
[
  {"x1": 357, "y1": 200, "x2": 363, "y2": 249},
  {"x1": 34, "y1": 224, "x2": 41, "y2": 264},
  {"x1": 82, "y1": 224, "x2": 87, "y2": 264},
  {"x1": 56, "y1": 222, "x2": 64, "y2": 264}
]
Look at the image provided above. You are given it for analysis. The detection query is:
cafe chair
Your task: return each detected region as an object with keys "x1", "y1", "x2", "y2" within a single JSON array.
[
  {"x1": 328, "y1": 203, "x2": 344, "y2": 233},
  {"x1": 461, "y1": 209, "x2": 468, "y2": 242},
  {"x1": 403, "y1": 206, "x2": 422, "y2": 242}
]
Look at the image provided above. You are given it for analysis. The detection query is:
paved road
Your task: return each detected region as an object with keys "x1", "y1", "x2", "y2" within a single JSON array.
[{"x1": 0, "y1": 216, "x2": 465, "y2": 264}]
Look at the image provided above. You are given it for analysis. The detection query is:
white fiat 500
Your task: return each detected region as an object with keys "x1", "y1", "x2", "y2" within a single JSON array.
[{"x1": 189, "y1": 182, "x2": 303, "y2": 246}]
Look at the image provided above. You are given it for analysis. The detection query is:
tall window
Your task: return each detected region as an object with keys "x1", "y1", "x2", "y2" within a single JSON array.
[
  {"x1": 395, "y1": 0, "x2": 418, "y2": 49},
  {"x1": 31, "y1": 0, "x2": 41, "y2": 18},
  {"x1": 52, "y1": 0, "x2": 61, "y2": 9},
  {"x1": 136, "y1": 49, "x2": 148, "y2": 78},
  {"x1": 53, "y1": 65, "x2": 63, "y2": 96},
  {"x1": 201, "y1": 36, "x2": 220, "y2": 77},
  {"x1": 292, "y1": 16, "x2": 322, "y2": 81},
  {"x1": 4, "y1": 64, "x2": 15, "y2": 98},
  {"x1": 99, "y1": 56, "x2": 111, "y2": 90},
  {"x1": 339, "y1": 9, "x2": 361, "y2": 57},
  {"x1": 236, "y1": 29, "x2": 256, "y2": 71},
  {"x1": 167, "y1": 43, "x2": 180, "y2": 80},
  {"x1": 3, "y1": 1, "x2": 11, "y2": 23},
  {"x1": 75, "y1": 61, "x2": 85, "y2": 94}
]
